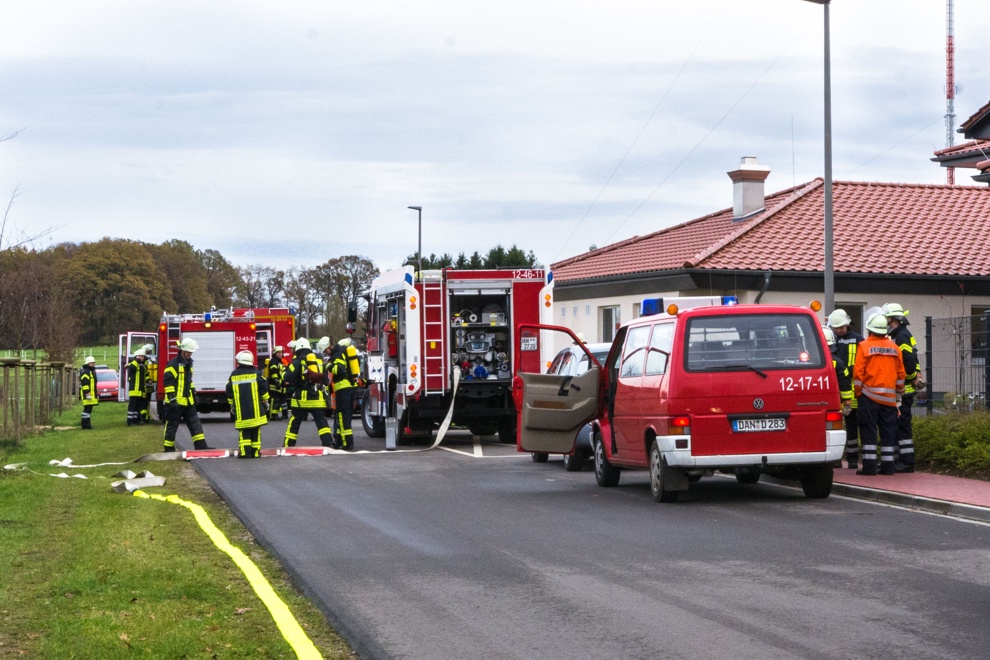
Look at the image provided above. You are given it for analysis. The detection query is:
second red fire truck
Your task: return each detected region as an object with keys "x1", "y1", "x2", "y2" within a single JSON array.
[{"x1": 119, "y1": 307, "x2": 296, "y2": 419}]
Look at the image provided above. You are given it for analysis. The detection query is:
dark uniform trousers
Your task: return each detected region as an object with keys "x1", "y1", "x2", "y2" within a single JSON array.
[
  {"x1": 857, "y1": 395, "x2": 898, "y2": 475},
  {"x1": 163, "y1": 404, "x2": 205, "y2": 451}
]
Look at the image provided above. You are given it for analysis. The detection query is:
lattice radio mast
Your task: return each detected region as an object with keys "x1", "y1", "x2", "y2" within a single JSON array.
[{"x1": 945, "y1": 0, "x2": 956, "y2": 185}]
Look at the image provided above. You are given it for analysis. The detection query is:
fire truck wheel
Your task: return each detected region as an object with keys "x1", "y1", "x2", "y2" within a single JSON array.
[
  {"x1": 649, "y1": 440, "x2": 679, "y2": 503},
  {"x1": 531, "y1": 452, "x2": 548, "y2": 463},
  {"x1": 735, "y1": 471, "x2": 761, "y2": 485},
  {"x1": 496, "y1": 417, "x2": 516, "y2": 444},
  {"x1": 593, "y1": 431, "x2": 620, "y2": 488},
  {"x1": 799, "y1": 464, "x2": 833, "y2": 499},
  {"x1": 361, "y1": 397, "x2": 385, "y2": 438},
  {"x1": 468, "y1": 423, "x2": 497, "y2": 437}
]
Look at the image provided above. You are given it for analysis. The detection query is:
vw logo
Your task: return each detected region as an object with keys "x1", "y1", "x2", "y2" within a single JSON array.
[{"x1": 753, "y1": 398, "x2": 765, "y2": 410}]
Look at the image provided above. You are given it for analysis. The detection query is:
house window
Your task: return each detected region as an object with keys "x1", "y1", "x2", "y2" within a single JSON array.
[
  {"x1": 561, "y1": 306, "x2": 566, "y2": 318},
  {"x1": 585, "y1": 304, "x2": 591, "y2": 316},
  {"x1": 601, "y1": 305, "x2": 621, "y2": 343},
  {"x1": 573, "y1": 306, "x2": 578, "y2": 318}
]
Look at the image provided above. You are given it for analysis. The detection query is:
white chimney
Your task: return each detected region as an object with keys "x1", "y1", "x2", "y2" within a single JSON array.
[{"x1": 727, "y1": 156, "x2": 771, "y2": 220}]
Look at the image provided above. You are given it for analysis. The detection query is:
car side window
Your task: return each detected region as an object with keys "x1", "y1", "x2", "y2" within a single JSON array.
[
  {"x1": 547, "y1": 352, "x2": 565, "y2": 375},
  {"x1": 559, "y1": 351, "x2": 578, "y2": 376},
  {"x1": 645, "y1": 323, "x2": 674, "y2": 376},
  {"x1": 619, "y1": 326, "x2": 651, "y2": 378}
]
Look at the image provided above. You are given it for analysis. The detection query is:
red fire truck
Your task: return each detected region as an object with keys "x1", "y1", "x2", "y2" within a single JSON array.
[
  {"x1": 361, "y1": 266, "x2": 554, "y2": 446},
  {"x1": 119, "y1": 308, "x2": 295, "y2": 419}
]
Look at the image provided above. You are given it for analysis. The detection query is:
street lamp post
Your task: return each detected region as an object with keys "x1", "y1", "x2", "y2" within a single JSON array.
[
  {"x1": 408, "y1": 206, "x2": 422, "y2": 274},
  {"x1": 803, "y1": 0, "x2": 834, "y2": 313}
]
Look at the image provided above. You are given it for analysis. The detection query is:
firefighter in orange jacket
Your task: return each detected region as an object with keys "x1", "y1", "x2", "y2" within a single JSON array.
[{"x1": 853, "y1": 312, "x2": 906, "y2": 476}]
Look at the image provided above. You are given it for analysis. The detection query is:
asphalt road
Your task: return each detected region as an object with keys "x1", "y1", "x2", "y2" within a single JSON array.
[{"x1": 190, "y1": 417, "x2": 990, "y2": 660}]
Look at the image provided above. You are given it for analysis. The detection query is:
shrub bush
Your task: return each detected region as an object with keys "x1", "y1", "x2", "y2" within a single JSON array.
[{"x1": 914, "y1": 411, "x2": 990, "y2": 479}]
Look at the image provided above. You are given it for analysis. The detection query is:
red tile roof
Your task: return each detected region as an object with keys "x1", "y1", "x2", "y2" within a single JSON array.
[
  {"x1": 552, "y1": 180, "x2": 990, "y2": 282},
  {"x1": 959, "y1": 100, "x2": 990, "y2": 134},
  {"x1": 932, "y1": 139, "x2": 990, "y2": 159}
]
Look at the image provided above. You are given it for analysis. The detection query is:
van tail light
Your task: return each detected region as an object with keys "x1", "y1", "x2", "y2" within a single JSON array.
[
  {"x1": 669, "y1": 416, "x2": 691, "y2": 435},
  {"x1": 825, "y1": 410, "x2": 844, "y2": 430}
]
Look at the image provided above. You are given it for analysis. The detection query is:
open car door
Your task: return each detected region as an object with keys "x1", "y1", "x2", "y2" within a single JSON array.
[
  {"x1": 117, "y1": 332, "x2": 159, "y2": 402},
  {"x1": 515, "y1": 324, "x2": 603, "y2": 455}
]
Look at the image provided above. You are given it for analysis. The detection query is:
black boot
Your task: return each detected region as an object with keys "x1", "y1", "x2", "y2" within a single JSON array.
[
  {"x1": 193, "y1": 439, "x2": 212, "y2": 451},
  {"x1": 164, "y1": 445, "x2": 176, "y2": 453}
]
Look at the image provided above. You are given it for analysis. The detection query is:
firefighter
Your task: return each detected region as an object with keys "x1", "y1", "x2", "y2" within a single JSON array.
[
  {"x1": 282, "y1": 338, "x2": 334, "y2": 447},
  {"x1": 226, "y1": 350, "x2": 269, "y2": 458},
  {"x1": 331, "y1": 338, "x2": 360, "y2": 450},
  {"x1": 162, "y1": 337, "x2": 210, "y2": 452},
  {"x1": 79, "y1": 355, "x2": 98, "y2": 429},
  {"x1": 828, "y1": 308, "x2": 865, "y2": 469},
  {"x1": 263, "y1": 345, "x2": 287, "y2": 420},
  {"x1": 125, "y1": 347, "x2": 149, "y2": 426},
  {"x1": 139, "y1": 343, "x2": 156, "y2": 423},
  {"x1": 853, "y1": 312, "x2": 906, "y2": 476},
  {"x1": 823, "y1": 326, "x2": 854, "y2": 417},
  {"x1": 883, "y1": 302, "x2": 920, "y2": 473},
  {"x1": 315, "y1": 336, "x2": 337, "y2": 432}
]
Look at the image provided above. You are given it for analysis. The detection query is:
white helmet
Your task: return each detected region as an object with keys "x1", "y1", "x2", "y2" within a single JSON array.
[
  {"x1": 827, "y1": 309, "x2": 851, "y2": 328},
  {"x1": 865, "y1": 312, "x2": 889, "y2": 336},
  {"x1": 179, "y1": 338, "x2": 199, "y2": 352},
  {"x1": 235, "y1": 350, "x2": 255, "y2": 366},
  {"x1": 316, "y1": 336, "x2": 331, "y2": 353},
  {"x1": 141, "y1": 343, "x2": 155, "y2": 354},
  {"x1": 84, "y1": 355, "x2": 96, "y2": 365},
  {"x1": 882, "y1": 302, "x2": 908, "y2": 324},
  {"x1": 293, "y1": 337, "x2": 311, "y2": 351},
  {"x1": 822, "y1": 326, "x2": 836, "y2": 346},
  {"x1": 338, "y1": 337, "x2": 353, "y2": 347},
  {"x1": 273, "y1": 345, "x2": 284, "y2": 354},
  {"x1": 133, "y1": 347, "x2": 147, "y2": 357}
]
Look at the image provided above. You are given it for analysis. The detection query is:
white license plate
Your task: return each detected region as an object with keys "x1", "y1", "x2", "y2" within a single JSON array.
[{"x1": 732, "y1": 418, "x2": 787, "y2": 432}]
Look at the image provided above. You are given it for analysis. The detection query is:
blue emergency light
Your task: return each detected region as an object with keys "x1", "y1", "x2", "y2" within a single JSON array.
[
  {"x1": 640, "y1": 298, "x2": 664, "y2": 316},
  {"x1": 721, "y1": 296, "x2": 739, "y2": 305}
]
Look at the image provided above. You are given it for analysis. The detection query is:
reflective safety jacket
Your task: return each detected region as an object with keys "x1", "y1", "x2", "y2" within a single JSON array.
[
  {"x1": 163, "y1": 354, "x2": 196, "y2": 406},
  {"x1": 853, "y1": 334, "x2": 906, "y2": 406},
  {"x1": 888, "y1": 324, "x2": 920, "y2": 394},
  {"x1": 79, "y1": 365, "x2": 99, "y2": 406},
  {"x1": 226, "y1": 365, "x2": 270, "y2": 429},
  {"x1": 830, "y1": 348, "x2": 853, "y2": 404},
  {"x1": 836, "y1": 329, "x2": 864, "y2": 409},
  {"x1": 284, "y1": 348, "x2": 327, "y2": 408},
  {"x1": 127, "y1": 357, "x2": 149, "y2": 397},
  {"x1": 264, "y1": 356, "x2": 286, "y2": 393}
]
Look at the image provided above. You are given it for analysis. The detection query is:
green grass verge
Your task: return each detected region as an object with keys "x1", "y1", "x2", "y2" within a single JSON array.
[
  {"x1": 914, "y1": 411, "x2": 990, "y2": 480},
  {"x1": 0, "y1": 403, "x2": 354, "y2": 658}
]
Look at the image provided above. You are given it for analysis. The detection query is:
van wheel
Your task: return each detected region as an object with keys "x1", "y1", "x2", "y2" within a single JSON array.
[
  {"x1": 562, "y1": 450, "x2": 584, "y2": 472},
  {"x1": 531, "y1": 452, "x2": 549, "y2": 463},
  {"x1": 736, "y1": 472, "x2": 761, "y2": 485},
  {"x1": 649, "y1": 440, "x2": 679, "y2": 502},
  {"x1": 593, "y1": 432, "x2": 620, "y2": 487},
  {"x1": 800, "y1": 465, "x2": 833, "y2": 499}
]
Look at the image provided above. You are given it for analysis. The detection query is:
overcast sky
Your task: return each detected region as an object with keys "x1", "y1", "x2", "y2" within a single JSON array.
[{"x1": 2, "y1": 1, "x2": 987, "y2": 273}]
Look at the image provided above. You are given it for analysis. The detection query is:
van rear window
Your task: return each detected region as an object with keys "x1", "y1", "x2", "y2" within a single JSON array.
[{"x1": 685, "y1": 313, "x2": 825, "y2": 372}]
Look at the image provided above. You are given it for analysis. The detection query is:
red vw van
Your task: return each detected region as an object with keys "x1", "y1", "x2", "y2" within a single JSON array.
[{"x1": 514, "y1": 298, "x2": 845, "y2": 502}]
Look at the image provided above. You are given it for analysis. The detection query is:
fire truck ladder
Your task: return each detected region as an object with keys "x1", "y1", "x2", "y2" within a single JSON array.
[{"x1": 421, "y1": 277, "x2": 447, "y2": 395}]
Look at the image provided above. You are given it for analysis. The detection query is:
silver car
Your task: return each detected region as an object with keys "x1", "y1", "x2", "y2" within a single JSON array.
[{"x1": 532, "y1": 342, "x2": 611, "y2": 471}]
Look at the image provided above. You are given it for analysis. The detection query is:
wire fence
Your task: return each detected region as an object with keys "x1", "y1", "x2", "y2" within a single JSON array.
[
  {"x1": 0, "y1": 358, "x2": 77, "y2": 442},
  {"x1": 923, "y1": 314, "x2": 990, "y2": 414}
]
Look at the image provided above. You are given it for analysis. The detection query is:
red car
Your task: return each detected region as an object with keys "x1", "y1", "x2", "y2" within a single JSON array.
[{"x1": 94, "y1": 367, "x2": 120, "y2": 401}]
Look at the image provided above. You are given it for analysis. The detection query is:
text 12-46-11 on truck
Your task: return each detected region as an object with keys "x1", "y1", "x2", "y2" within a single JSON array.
[
  {"x1": 119, "y1": 308, "x2": 295, "y2": 419},
  {"x1": 361, "y1": 266, "x2": 554, "y2": 447}
]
